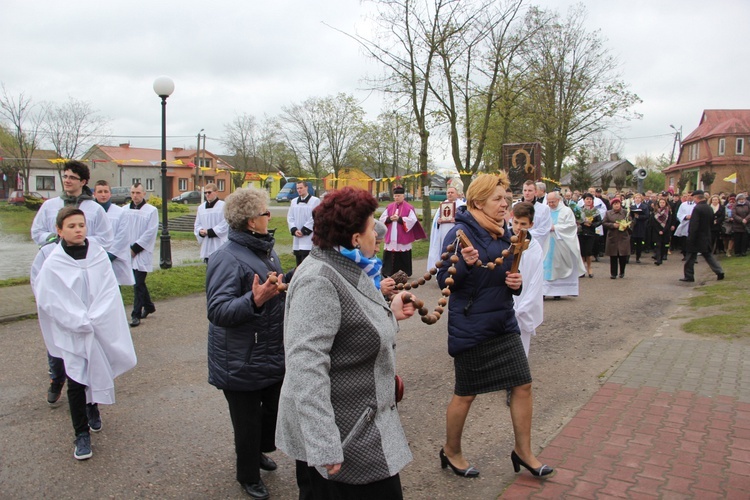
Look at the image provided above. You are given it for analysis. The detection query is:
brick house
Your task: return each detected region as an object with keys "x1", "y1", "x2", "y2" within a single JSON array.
[
  {"x1": 82, "y1": 144, "x2": 234, "y2": 199},
  {"x1": 662, "y1": 110, "x2": 750, "y2": 194},
  {"x1": 0, "y1": 148, "x2": 60, "y2": 198}
]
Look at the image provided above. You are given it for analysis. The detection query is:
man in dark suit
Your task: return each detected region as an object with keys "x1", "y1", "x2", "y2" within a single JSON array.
[{"x1": 680, "y1": 190, "x2": 724, "y2": 282}]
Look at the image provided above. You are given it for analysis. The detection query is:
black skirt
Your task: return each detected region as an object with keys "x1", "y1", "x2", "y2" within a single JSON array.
[
  {"x1": 578, "y1": 233, "x2": 598, "y2": 257},
  {"x1": 454, "y1": 334, "x2": 532, "y2": 396}
]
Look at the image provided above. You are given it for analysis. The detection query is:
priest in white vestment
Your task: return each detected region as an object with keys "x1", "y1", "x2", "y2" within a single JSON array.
[
  {"x1": 427, "y1": 186, "x2": 466, "y2": 272},
  {"x1": 518, "y1": 180, "x2": 551, "y2": 254},
  {"x1": 543, "y1": 192, "x2": 585, "y2": 298},
  {"x1": 194, "y1": 183, "x2": 229, "y2": 262},
  {"x1": 286, "y1": 181, "x2": 321, "y2": 265}
]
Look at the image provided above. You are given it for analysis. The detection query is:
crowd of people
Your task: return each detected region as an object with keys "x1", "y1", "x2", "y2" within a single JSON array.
[{"x1": 29, "y1": 163, "x2": 746, "y2": 498}]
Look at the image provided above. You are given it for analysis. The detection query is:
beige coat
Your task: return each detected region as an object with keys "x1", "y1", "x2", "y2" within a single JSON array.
[{"x1": 603, "y1": 209, "x2": 632, "y2": 256}]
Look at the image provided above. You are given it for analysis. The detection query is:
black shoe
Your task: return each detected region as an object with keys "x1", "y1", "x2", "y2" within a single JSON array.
[
  {"x1": 47, "y1": 380, "x2": 64, "y2": 405},
  {"x1": 618, "y1": 274, "x2": 624, "y2": 279},
  {"x1": 717, "y1": 273, "x2": 725, "y2": 281},
  {"x1": 679, "y1": 278, "x2": 695, "y2": 282},
  {"x1": 654, "y1": 261, "x2": 662, "y2": 266},
  {"x1": 610, "y1": 275, "x2": 617, "y2": 279},
  {"x1": 440, "y1": 448, "x2": 480, "y2": 478},
  {"x1": 635, "y1": 259, "x2": 641, "y2": 264},
  {"x1": 74, "y1": 432, "x2": 93, "y2": 460},
  {"x1": 129, "y1": 316, "x2": 140, "y2": 327},
  {"x1": 241, "y1": 479, "x2": 269, "y2": 500},
  {"x1": 259, "y1": 453, "x2": 277, "y2": 471},
  {"x1": 511, "y1": 450, "x2": 554, "y2": 478},
  {"x1": 142, "y1": 305, "x2": 156, "y2": 318}
]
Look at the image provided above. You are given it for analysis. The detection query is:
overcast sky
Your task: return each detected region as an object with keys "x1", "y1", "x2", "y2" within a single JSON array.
[{"x1": 2, "y1": 0, "x2": 748, "y2": 168}]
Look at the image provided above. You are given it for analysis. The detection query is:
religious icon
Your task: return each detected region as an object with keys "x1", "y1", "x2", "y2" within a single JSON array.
[{"x1": 438, "y1": 201, "x2": 456, "y2": 224}]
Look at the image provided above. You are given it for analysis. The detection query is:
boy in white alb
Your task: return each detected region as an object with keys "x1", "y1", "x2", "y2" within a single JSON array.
[{"x1": 35, "y1": 207, "x2": 137, "y2": 460}]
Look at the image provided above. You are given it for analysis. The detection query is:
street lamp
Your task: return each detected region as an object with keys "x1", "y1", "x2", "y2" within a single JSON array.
[{"x1": 153, "y1": 76, "x2": 175, "y2": 269}]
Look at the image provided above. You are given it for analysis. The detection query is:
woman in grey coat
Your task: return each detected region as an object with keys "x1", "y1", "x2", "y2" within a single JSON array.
[
  {"x1": 602, "y1": 197, "x2": 632, "y2": 279},
  {"x1": 276, "y1": 186, "x2": 416, "y2": 499}
]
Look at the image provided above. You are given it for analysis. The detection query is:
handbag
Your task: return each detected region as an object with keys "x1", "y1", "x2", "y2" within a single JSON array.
[{"x1": 722, "y1": 220, "x2": 734, "y2": 235}]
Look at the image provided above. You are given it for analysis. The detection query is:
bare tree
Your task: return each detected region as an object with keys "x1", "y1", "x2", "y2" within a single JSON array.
[
  {"x1": 45, "y1": 97, "x2": 110, "y2": 184},
  {"x1": 320, "y1": 93, "x2": 365, "y2": 189},
  {"x1": 585, "y1": 132, "x2": 624, "y2": 164},
  {"x1": 336, "y1": 0, "x2": 458, "y2": 228},
  {"x1": 223, "y1": 113, "x2": 260, "y2": 171},
  {"x1": 281, "y1": 97, "x2": 329, "y2": 190},
  {"x1": 523, "y1": 5, "x2": 641, "y2": 181},
  {"x1": 0, "y1": 85, "x2": 46, "y2": 193}
]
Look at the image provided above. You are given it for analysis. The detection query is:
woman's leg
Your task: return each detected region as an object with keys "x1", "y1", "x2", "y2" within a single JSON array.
[
  {"x1": 610, "y1": 256, "x2": 618, "y2": 277},
  {"x1": 619, "y1": 255, "x2": 628, "y2": 276},
  {"x1": 510, "y1": 383, "x2": 543, "y2": 468},
  {"x1": 223, "y1": 389, "x2": 262, "y2": 485},
  {"x1": 444, "y1": 394, "x2": 476, "y2": 469}
]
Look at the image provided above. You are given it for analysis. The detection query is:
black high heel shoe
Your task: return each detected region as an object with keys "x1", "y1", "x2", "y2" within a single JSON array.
[
  {"x1": 439, "y1": 448, "x2": 480, "y2": 478},
  {"x1": 511, "y1": 450, "x2": 554, "y2": 478}
]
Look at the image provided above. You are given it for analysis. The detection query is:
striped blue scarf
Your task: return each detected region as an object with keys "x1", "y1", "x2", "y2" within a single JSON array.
[{"x1": 338, "y1": 246, "x2": 383, "y2": 290}]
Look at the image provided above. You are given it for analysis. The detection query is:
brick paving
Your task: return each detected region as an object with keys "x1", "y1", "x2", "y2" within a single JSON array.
[{"x1": 502, "y1": 338, "x2": 750, "y2": 498}]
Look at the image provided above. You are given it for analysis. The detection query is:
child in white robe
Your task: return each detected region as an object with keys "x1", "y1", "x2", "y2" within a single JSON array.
[
  {"x1": 511, "y1": 202, "x2": 544, "y2": 357},
  {"x1": 35, "y1": 207, "x2": 137, "y2": 460}
]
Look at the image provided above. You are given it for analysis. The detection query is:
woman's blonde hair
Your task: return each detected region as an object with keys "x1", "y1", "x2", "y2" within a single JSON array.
[
  {"x1": 466, "y1": 172, "x2": 509, "y2": 210},
  {"x1": 223, "y1": 187, "x2": 269, "y2": 231}
]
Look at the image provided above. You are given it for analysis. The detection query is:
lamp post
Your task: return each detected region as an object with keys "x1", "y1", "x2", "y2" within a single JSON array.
[{"x1": 153, "y1": 76, "x2": 175, "y2": 269}]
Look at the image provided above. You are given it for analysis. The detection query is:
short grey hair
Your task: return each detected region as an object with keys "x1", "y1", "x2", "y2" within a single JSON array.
[
  {"x1": 223, "y1": 187, "x2": 269, "y2": 231},
  {"x1": 374, "y1": 219, "x2": 387, "y2": 241},
  {"x1": 535, "y1": 182, "x2": 547, "y2": 193},
  {"x1": 547, "y1": 191, "x2": 560, "y2": 202}
]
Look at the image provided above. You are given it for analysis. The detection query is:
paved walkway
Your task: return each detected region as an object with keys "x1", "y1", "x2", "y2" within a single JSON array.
[{"x1": 502, "y1": 338, "x2": 750, "y2": 498}]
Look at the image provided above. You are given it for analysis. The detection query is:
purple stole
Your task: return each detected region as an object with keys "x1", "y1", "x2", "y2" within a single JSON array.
[{"x1": 385, "y1": 201, "x2": 427, "y2": 244}]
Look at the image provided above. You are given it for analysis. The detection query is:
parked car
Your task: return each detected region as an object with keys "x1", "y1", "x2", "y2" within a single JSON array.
[
  {"x1": 109, "y1": 186, "x2": 132, "y2": 205},
  {"x1": 7, "y1": 191, "x2": 47, "y2": 206},
  {"x1": 171, "y1": 190, "x2": 203, "y2": 204},
  {"x1": 377, "y1": 191, "x2": 392, "y2": 201},
  {"x1": 275, "y1": 181, "x2": 315, "y2": 203},
  {"x1": 429, "y1": 190, "x2": 447, "y2": 202}
]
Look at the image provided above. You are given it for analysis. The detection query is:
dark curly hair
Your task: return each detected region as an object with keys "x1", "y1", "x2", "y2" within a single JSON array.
[{"x1": 313, "y1": 187, "x2": 378, "y2": 250}]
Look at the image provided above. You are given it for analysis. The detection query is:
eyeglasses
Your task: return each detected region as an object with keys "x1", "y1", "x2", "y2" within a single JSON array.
[
  {"x1": 62, "y1": 174, "x2": 82, "y2": 181},
  {"x1": 204, "y1": 191, "x2": 213, "y2": 194},
  {"x1": 257, "y1": 211, "x2": 271, "y2": 218}
]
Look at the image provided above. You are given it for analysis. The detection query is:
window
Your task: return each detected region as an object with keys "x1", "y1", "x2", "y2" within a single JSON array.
[
  {"x1": 737, "y1": 138, "x2": 745, "y2": 155},
  {"x1": 217, "y1": 179, "x2": 226, "y2": 191},
  {"x1": 178, "y1": 178, "x2": 188, "y2": 191},
  {"x1": 718, "y1": 138, "x2": 726, "y2": 156},
  {"x1": 688, "y1": 143, "x2": 700, "y2": 161},
  {"x1": 131, "y1": 178, "x2": 141, "y2": 186},
  {"x1": 196, "y1": 158, "x2": 212, "y2": 168},
  {"x1": 36, "y1": 175, "x2": 55, "y2": 191},
  {"x1": 145, "y1": 178, "x2": 154, "y2": 191}
]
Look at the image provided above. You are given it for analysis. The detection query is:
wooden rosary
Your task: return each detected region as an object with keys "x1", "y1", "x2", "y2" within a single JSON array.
[
  {"x1": 268, "y1": 227, "x2": 529, "y2": 326},
  {"x1": 400, "y1": 227, "x2": 529, "y2": 324}
]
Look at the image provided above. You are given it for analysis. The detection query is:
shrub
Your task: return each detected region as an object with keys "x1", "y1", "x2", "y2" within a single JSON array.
[{"x1": 24, "y1": 196, "x2": 44, "y2": 212}]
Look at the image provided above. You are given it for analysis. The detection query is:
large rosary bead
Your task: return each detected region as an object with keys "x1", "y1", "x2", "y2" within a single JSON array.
[
  {"x1": 449, "y1": 255, "x2": 459, "y2": 264},
  {"x1": 447, "y1": 266, "x2": 457, "y2": 275},
  {"x1": 501, "y1": 249, "x2": 510, "y2": 258},
  {"x1": 444, "y1": 277, "x2": 455, "y2": 286},
  {"x1": 423, "y1": 273, "x2": 432, "y2": 281},
  {"x1": 441, "y1": 252, "x2": 450, "y2": 261},
  {"x1": 474, "y1": 260, "x2": 482, "y2": 267},
  {"x1": 510, "y1": 235, "x2": 519, "y2": 243},
  {"x1": 435, "y1": 305, "x2": 444, "y2": 314},
  {"x1": 419, "y1": 307, "x2": 429, "y2": 316},
  {"x1": 441, "y1": 287, "x2": 451, "y2": 297},
  {"x1": 438, "y1": 297, "x2": 448, "y2": 306},
  {"x1": 421, "y1": 315, "x2": 432, "y2": 324},
  {"x1": 435, "y1": 261, "x2": 443, "y2": 269},
  {"x1": 486, "y1": 262, "x2": 496, "y2": 270},
  {"x1": 277, "y1": 283, "x2": 288, "y2": 292},
  {"x1": 403, "y1": 283, "x2": 411, "y2": 290},
  {"x1": 495, "y1": 257, "x2": 504, "y2": 265},
  {"x1": 446, "y1": 244, "x2": 455, "y2": 252},
  {"x1": 418, "y1": 278, "x2": 426, "y2": 285},
  {"x1": 430, "y1": 267, "x2": 438, "y2": 275}
]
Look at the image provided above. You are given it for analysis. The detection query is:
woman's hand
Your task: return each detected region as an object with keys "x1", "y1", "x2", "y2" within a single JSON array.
[
  {"x1": 251, "y1": 272, "x2": 283, "y2": 308},
  {"x1": 325, "y1": 463, "x2": 342, "y2": 475},
  {"x1": 460, "y1": 245, "x2": 479, "y2": 266},
  {"x1": 380, "y1": 277, "x2": 396, "y2": 298},
  {"x1": 390, "y1": 291, "x2": 416, "y2": 321},
  {"x1": 505, "y1": 271, "x2": 522, "y2": 290}
]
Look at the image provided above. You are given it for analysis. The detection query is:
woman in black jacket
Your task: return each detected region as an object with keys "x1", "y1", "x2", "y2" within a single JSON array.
[
  {"x1": 206, "y1": 187, "x2": 286, "y2": 500},
  {"x1": 709, "y1": 195, "x2": 726, "y2": 254},
  {"x1": 651, "y1": 198, "x2": 672, "y2": 265}
]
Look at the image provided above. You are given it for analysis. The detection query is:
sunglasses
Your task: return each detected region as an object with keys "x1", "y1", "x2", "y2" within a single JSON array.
[
  {"x1": 257, "y1": 211, "x2": 271, "y2": 218},
  {"x1": 205, "y1": 191, "x2": 213, "y2": 194}
]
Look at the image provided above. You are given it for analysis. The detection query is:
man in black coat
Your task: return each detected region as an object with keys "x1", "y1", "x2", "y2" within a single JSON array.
[{"x1": 680, "y1": 190, "x2": 724, "y2": 282}]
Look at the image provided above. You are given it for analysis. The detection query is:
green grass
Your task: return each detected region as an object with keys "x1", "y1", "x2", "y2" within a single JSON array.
[
  {"x1": 0, "y1": 277, "x2": 31, "y2": 288},
  {"x1": 118, "y1": 264, "x2": 207, "y2": 305},
  {"x1": 682, "y1": 256, "x2": 750, "y2": 338}
]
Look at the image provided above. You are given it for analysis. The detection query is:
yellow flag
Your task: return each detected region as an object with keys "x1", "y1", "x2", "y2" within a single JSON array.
[{"x1": 724, "y1": 173, "x2": 737, "y2": 183}]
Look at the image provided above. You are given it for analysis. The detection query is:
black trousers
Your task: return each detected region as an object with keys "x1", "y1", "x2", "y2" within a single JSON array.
[
  {"x1": 631, "y1": 237, "x2": 645, "y2": 260},
  {"x1": 734, "y1": 230, "x2": 749, "y2": 256},
  {"x1": 223, "y1": 382, "x2": 282, "y2": 484},
  {"x1": 132, "y1": 270, "x2": 154, "y2": 319},
  {"x1": 683, "y1": 252, "x2": 724, "y2": 280},
  {"x1": 610, "y1": 256, "x2": 628, "y2": 277},
  {"x1": 295, "y1": 460, "x2": 403, "y2": 500},
  {"x1": 294, "y1": 250, "x2": 311, "y2": 266},
  {"x1": 67, "y1": 377, "x2": 89, "y2": 435}
]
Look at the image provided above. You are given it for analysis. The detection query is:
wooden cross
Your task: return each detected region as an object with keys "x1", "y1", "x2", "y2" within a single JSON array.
[{"x1": 508, "y1": 228, "x2": 529, "y2": 274}]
